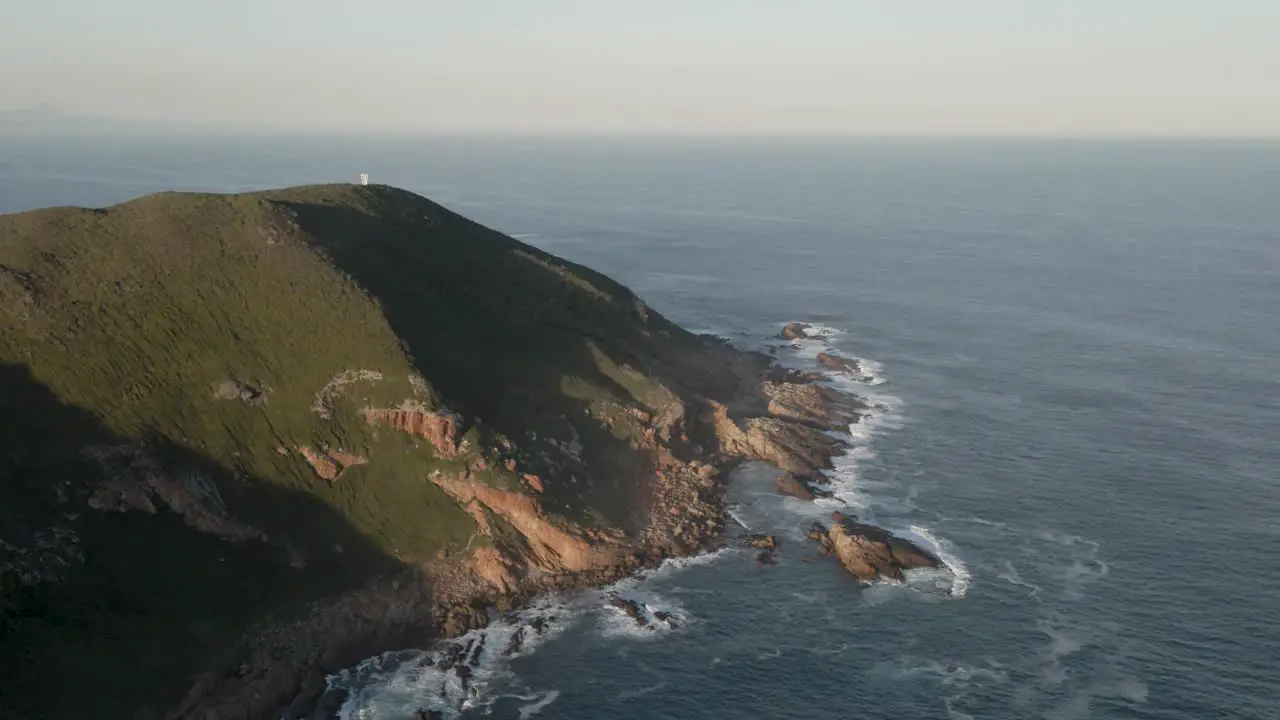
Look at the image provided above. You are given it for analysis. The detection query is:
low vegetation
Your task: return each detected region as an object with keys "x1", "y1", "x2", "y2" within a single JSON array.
[{"x1": 0, "y1": 184, "x2": 747, "y2": 718}]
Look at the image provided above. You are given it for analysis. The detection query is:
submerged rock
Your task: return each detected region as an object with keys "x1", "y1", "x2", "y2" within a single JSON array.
[
  {"x1": 610, "y1": 596, "x2": 648, "y2": 627},
  {"x1": 810, "y1": 485, "x2": 837, "y2": 501},
  {"x1": 757, "y1": 550, "x2": 777, "y2": 566},
  {"x1": 808, "y1": 512, "x2": 941, "y2": 583}
]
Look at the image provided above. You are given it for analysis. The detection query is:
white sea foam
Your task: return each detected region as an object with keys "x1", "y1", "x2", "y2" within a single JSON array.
[
  {"x1": 726, "y1": 506, "x2": 752, "y2": 530},
  {"x1": 770, "y1": 322, "x2": 974, "y2": 599},
  {"x1": 799, "y1": 322, "x2": 846, "y2": 339},
  {"x1": 593, "y1": 546, "x2": 738, "y2": 640},
  {"x1": 332, "y1": 596, "x2": 579, "y2": 719},
  {"x1": 905, "y1": 525, "x2": 971, "y2": 598},
  {"x1": 632, "y1": 545, "x2": 741, "y2": 583},
  {"x1": 597, "y1": 589, "x2": 690, "y2": 642},
  {"x1": 332, "y1": 544, "x2": 741, "y2": 716},
  {"x1": 516, "y1": 689, "x2": 560, "y2": 719}
]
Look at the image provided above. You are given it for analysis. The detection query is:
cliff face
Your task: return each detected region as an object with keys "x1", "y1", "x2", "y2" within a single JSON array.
[{"x1": 0, "y1": 185, "x2": 856, "y2": 720}]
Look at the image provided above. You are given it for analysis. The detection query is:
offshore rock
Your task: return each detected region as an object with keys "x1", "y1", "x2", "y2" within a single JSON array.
[
  {"x1": 779, "y1": 322, "x2": 812, "y2": 340},
  {"x1": 816, "y1": 351, "x2": 862, "y2": 375},
  {"x1": 809, "y1": 512, "x2": 941, "y2": 583}
]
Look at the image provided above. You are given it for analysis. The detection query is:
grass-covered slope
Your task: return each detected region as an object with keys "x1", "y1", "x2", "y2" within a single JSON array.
[{"x1": 0, "y1": 184, "x2": 750, "y2": 719}]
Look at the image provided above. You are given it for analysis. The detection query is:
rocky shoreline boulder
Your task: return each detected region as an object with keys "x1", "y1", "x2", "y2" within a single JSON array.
[
  {"x1": 779, "y1": 322, "x2": 812, "y2": 340},
  {"x1": 816, "y1": 351, "x2": 862, "y2": 375},
  {"x1": 808, "y1": 512, "x2": 941, "y2": 583},
  {"x1": 775, "y1": 471, "x2": 817, "y2": 500}
]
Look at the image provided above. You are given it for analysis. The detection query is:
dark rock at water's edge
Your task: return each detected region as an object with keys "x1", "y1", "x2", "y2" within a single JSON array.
[
  {"x1": 610, "y1": 595, "x2": 649, "y2": 627},
  {"x1": 503, "y1": 626, "x2": 525, "y2": 656},
  {"x1": 653, "y1": 609, "x2": 680, "y2": 629},
  {"x1": 810, "y1": 485, "x2": 837, "y2": 501},
  {"x1": 609, "y1": 595, "x2": 679, "y2": 630},
  {"x1": 808, "y1": 511, "x2": 942, "y2": 583},
  {"x1": 776, "y1": 471, "x2": 817, "y2": 500},
  {"x1": 779, "y1": 321, "x2": 813, "y2": 340},
  {"x1": 776, "y1": 471, "x2": 842, "y2": 504},
  {"x1": 757, "y1": 550, "x2": 777, "y2": 566},
  {"x1": 816, "y1": 351, "x2": 862, "y2": 376},
  {"x1": 767, "y1": 364, "x2": 827, "y2": 385}
]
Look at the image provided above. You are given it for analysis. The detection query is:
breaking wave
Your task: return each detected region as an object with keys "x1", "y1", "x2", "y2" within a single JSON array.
[{"x1": 331, "y1": 549, "x2": 739, "y2": 718}]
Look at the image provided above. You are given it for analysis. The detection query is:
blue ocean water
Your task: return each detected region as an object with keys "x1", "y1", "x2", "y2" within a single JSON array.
[{"x1": 2, "y1": 136, "x2": 1277, "y2": 719}]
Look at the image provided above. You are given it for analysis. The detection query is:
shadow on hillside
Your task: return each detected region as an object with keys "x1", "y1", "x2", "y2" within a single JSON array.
[
  {"x1": 280, "y1": 191, "x2": 694, "y2": 528},
  {"x1": 0, "y1": 363, "x2": 407, "y2": 720}
]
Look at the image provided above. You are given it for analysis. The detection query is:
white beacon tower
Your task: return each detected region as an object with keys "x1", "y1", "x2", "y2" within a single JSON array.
[{"x1": 359, "y1": 173, "x2": 369, "y2": 186}]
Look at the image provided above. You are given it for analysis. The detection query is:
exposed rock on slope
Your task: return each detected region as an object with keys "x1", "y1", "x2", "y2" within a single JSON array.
[{"x1": 363, "y1": 406, "x2": 465, "y2": 459}]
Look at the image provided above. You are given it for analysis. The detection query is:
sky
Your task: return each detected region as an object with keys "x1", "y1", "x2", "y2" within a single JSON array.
[{"x1": 3, "y1": 1, "x2": 1279, "y2": 135}]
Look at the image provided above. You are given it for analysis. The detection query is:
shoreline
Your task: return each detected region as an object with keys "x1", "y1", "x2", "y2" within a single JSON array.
[{"x1": 173, "y1": 322, "x2": 926, "y2": 720}]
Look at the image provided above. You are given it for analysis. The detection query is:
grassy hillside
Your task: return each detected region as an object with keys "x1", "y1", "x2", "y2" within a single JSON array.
[{"x1": 0, "y1": 184, "x2": 749, "y2": 719}]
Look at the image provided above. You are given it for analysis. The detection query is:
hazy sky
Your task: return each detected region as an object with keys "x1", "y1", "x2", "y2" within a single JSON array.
[{"x1": 3, "y1": 1, "x2": 1278, "y2": 135}]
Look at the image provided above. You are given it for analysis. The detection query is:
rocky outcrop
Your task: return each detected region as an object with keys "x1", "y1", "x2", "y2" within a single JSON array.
[
  {"x1": 745, "y1": 533, "x2": 778, "y2": 550},
  {"x1": 779, "y1": 322, "x2": 812, "y2": 340},
  {"x1": 609, "y1": 595, "x2": 679, "y2": 630},
  {"x1": 761, "y1": 380, "x2": 863, "y2": 430},
  {"x1": 296, "y1": 446, "x2": 367, "y2": 482},
  {"x1": 212, "y1": 379, "x2": 268, "y2": 405},
  {"x1": 816, "y1": 352, "x2": 861, "y2": 375},
  {"x1": 743, "y1": 417, "x2": 844, "y2": 475},
  {"x1": 427, "y1": 470, "x2": 620, "y2": 574},
  {"x1": 808, "y1": 512, "x2": 941, "y2": 583},
  {"x1": 766, "y1": 365, "x2": 826, "y2": 385},
  {"x1": 698, "y1": 400, "x2": 844, "y2": 476},
  {"x1": 610, "y1": 596, "x2": 647, "y2": 626},
  {"x1": 776, "y1": 472, "x2": 816, "y2": 501},
  {"x1": 364, "y1": 406, "x2": 464, "y2": 459}
]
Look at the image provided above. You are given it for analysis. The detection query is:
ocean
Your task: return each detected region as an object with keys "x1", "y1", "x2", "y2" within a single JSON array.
[{"x1": 2, "y1": 135, "x2": 1277, "y2": 719}]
